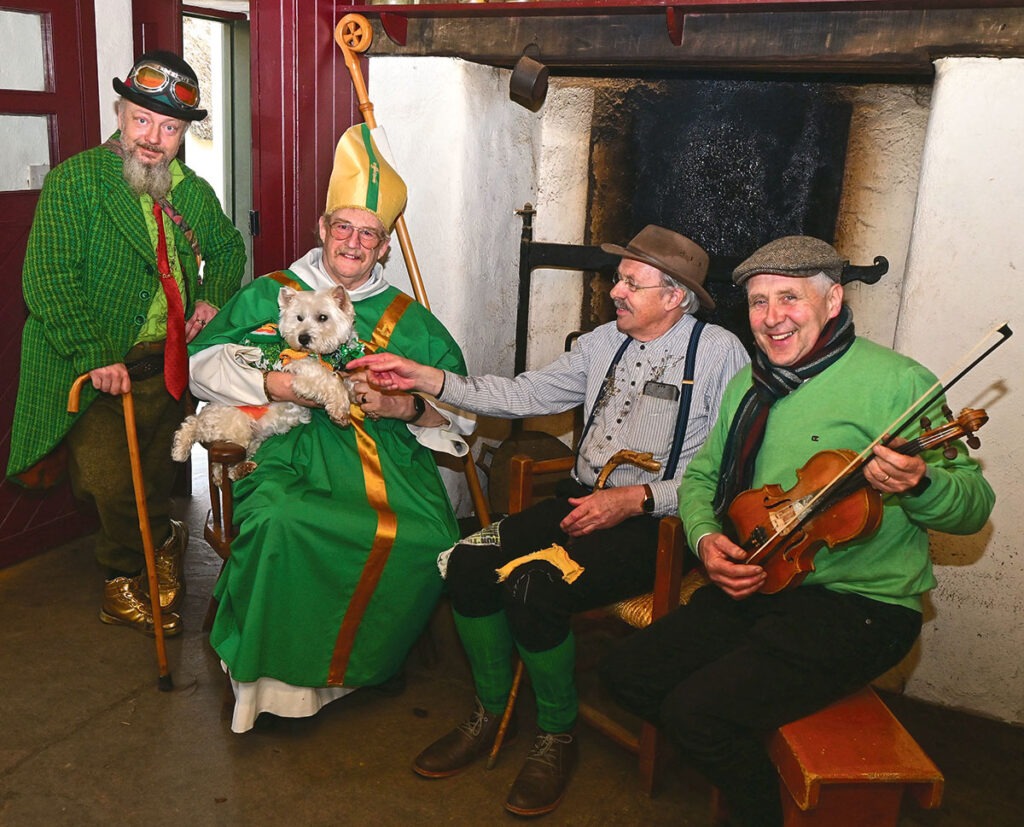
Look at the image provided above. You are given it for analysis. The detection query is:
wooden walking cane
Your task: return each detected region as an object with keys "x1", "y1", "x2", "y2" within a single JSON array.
[
  {"x1": 68, "y1": 374, "x2": 174, "y2": 691},
  {"x1": 335, "y1": 13, "x2": 491, "y2": 528}
]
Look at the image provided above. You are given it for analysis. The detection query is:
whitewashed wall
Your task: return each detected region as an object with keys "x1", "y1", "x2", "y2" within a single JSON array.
[
  {"x1": 95, "y1": 0, "x2": 133, "y2": 137},
  {"x1": 836, "y1": 84, "x2": 932, "y2": 347},
  {"x1": 370, "y1": 57, "x2": 589, "y2": 378},
  {"x1": 892, "y1": 58, "x2": 1023, "y2": 723},
  {"x1": 370, "y1": 58, "x2": 593, "y2": 514}
]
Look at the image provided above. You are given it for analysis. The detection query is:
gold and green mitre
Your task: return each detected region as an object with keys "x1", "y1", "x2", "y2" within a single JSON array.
[{"x1": 325, "y1": 123, "x2": 407, "y2": 232}]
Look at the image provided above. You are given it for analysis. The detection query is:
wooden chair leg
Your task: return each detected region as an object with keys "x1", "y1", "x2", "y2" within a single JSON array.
[
  {"x1": 201, "y1": 556, "x2": 228, "y2": 632},
  {"x1": 638, "y1": 721, "x2": 662, "y2": 796}
]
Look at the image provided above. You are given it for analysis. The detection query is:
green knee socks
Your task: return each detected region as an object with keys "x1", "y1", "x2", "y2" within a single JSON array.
[
  {"x1": 454, "y1": 611, "x2": 578, "y2": 733},
  {"x1": 517, "y1": 634, "x2": 578, "y2": 734},
  {"x1": 452, "y1": 610, "x2": 516, "y2": 714}
]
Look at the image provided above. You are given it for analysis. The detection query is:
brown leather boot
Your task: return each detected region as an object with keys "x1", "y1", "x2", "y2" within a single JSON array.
[
  {"x1": 154, "y1": 518, "x2": 188, "y2": 611},
  {"x1": 100, "y1": 575, "x2": 182, "y2": 637},
  {"x1": 505, "y1": 731, "x2": 577, "y2": 817},
  {"x1": 413, "y1": 698, "x2": 516, "y2": 778}
]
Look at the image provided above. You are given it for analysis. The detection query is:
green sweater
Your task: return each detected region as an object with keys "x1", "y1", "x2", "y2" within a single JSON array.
[
  {"x1": 680, "y1": 337, "x2": 995, "y2": 611},
  {"x1": 7, "y1": 136, "x2": 246, "y2": 477}
]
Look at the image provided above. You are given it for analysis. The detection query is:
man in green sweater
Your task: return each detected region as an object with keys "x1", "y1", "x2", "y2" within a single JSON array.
[
  {"x1": 601, "y1": 236, "x2": 995, "y2": 827},
  {"x1": 7, "y1": 51, "x2": 246, "y2": 636}
]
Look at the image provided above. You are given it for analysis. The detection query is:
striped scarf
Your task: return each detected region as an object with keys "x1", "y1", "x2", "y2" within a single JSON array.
[{"x1": 712, "y1": 303, "x2": 855, "y2": 518}]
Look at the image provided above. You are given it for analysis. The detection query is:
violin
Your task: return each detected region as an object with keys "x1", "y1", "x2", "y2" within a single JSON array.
[{"x1": 726, "y1": 407, "x2": 989, "y2": 594}]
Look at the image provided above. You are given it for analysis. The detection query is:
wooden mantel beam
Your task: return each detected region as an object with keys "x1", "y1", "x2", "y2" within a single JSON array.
[{"x1": 349, "y1": 7, "x2": 1024, "y2": 75}]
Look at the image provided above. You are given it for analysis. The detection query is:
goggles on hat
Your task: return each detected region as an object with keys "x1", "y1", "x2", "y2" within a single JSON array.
[{"x1": 126, "y1": 62, "x2": 200, "y2": 109}]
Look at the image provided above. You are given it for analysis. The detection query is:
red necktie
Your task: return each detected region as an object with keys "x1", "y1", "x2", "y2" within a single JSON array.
[{"x1": 153, "y1": 202, "x2": 188, "y2": 400}]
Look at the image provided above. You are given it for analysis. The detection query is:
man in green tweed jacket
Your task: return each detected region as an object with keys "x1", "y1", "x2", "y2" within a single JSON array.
[{"x1": 7, "y1": 51, "x2": 246, "y2": 636}]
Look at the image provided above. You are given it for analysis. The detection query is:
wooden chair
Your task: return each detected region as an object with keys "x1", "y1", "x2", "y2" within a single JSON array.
[
  {"x1": 506, "y1": 452, "x2": 707, "y2": 795},
  {"x1": 200, "y1": 440, "x2": 246, "y2": 630}
]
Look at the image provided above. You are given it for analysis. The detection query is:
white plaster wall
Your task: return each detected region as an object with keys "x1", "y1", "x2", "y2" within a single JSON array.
[
  {"x1": 523, "y1": 83, "x2": 594, "y2": 442},
  {"x1": 369, "y1": 59, "x2": 595, "y2": 512},
  {"x1": 95, "y1": 0, "x2": 133, "y2": 136},
  {"x1": 370, "y1": 57, "x2": 536, "y2": 378},
  {"x1": 894, "y1": 58, "x2": 1024, "y2": 724},
  {"x1": 836, "y1": 84, "x2": 932, "y2": 347},
  {"x1": 529, "y1": 84, "x2": 594, "y2": 372}
]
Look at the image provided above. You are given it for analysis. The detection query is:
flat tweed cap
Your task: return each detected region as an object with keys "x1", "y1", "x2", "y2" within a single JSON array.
[
  {"x1": 601, "y1": 225, "x2": 714, "y2": 310},
  {"x1": 733, "y1": 236, "x2": 847, "y2": 286}
]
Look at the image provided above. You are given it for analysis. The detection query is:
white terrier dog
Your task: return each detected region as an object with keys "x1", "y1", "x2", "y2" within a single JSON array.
[{"x1": 172, "y1": 285, "x2": 359, "y2": 478}]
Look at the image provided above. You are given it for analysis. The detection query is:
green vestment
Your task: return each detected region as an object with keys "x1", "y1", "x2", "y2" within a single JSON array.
[{"x1": 193, "y1": 272, "x2": 466, "y2": 687}]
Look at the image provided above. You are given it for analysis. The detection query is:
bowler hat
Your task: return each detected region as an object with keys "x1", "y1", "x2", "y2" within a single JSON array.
[
  {"x1": 113, "y1": 51, "x2": 207, "y2": 122},
  {"x1": 601, "y1": 226, "x2": 714, "y2": 310},
  {"x1": 732, "y1": 236, "x2": 846, "y2": 286}
]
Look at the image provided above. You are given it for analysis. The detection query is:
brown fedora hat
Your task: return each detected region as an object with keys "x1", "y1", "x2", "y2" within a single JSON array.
[{"x1": 601, "y1": 225, "x2": 714, "y2": 310}]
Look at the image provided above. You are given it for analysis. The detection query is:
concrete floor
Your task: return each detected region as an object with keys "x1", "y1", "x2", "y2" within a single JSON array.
[{"x1": 2, "y1": 471, "x2": 1022, "y2": 826}]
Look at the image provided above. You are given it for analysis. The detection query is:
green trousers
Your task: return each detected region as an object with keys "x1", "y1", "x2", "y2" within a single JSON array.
[{"x1": 65, "y1": 372, "x2": 184, "y2": 573}]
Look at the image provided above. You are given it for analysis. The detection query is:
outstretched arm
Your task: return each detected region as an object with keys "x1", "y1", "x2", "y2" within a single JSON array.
[{"x1": 347, "y1": 352, "x2": 446, "y2": 397}]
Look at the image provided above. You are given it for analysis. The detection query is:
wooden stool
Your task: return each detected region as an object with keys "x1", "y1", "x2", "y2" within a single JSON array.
[{"x1": 767, "y1": 687, "x2": 944, "y2": 826}]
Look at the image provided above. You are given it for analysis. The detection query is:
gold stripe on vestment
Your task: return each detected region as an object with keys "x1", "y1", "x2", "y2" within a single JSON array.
[
  {"x1": 264, "y1": 270, "x2": 303, "y2": 291},
  {"x1": 327, "y1": 291, "x2": 414, "y2": 684},
  {"x1": 366, "y1": 292, "x2": 412, "y2": 353}
]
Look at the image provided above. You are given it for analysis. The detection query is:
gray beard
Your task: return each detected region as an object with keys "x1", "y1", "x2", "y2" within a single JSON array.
[{"x1": 122, "y1": 149, "x2": 172, "y2": 200}]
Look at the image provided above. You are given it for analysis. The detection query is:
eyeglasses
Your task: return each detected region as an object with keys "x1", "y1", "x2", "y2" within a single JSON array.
[
  {"x1": 328, "y1": 220, "x2": 385, "y2": 249},
  {"x1": 611, "y1": 272, "x2": 669, "y2": 293},
  {"x1": 127, "y1": 62, "x2": 200, "y2": 109}
]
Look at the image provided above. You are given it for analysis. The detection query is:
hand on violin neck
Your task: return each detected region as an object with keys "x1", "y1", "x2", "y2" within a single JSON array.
[
  {"x1": 867, "y1": 440, "x2": 927, "y2": 494},
  {"x1": 698, "y1": 532, "x2": 768, "y2": 600}
]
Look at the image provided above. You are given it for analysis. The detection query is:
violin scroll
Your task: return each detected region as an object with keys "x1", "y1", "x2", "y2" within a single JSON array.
[{"x1": 913, "y1": 407, "x2": 987, "y2": 458}]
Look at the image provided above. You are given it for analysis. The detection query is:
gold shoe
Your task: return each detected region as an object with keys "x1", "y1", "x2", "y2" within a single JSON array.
[
  {"x1": 154, "y1": 518, "x2": 188, "y2": 611},
  {"x1": 100, "y1": 576, "x2": 182, "y2": 637}
]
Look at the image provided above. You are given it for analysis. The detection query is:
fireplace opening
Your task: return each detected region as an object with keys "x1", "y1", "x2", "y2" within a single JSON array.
[{"x1": 580, "y1": 76, "x2": 854, "y2": 352}]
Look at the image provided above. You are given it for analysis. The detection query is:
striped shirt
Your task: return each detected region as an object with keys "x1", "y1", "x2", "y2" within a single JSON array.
[{"x1": 440, "y1": 314, "x2": 749, "y2": 516}]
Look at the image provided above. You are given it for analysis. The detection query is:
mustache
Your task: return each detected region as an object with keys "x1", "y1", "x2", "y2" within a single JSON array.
[
  {"x1": 614, "y1": 299, "x2": 631, "y2": 312},
  {"x1": 135, "y1": 142, "x2": 166, "y2": 156}
]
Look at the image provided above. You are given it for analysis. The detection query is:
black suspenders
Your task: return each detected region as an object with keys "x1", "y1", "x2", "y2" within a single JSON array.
[{"x1": 574, "y1": 320, "x2": 705, "y2": 485}]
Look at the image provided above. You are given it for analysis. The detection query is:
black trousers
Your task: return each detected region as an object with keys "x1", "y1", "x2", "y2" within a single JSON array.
[
  {"x1": 446, "y1": 493, "x2": 663, "y2": 652},
  {"x1": 600, "y1": 583, "x2": 921, "y2": 827}
]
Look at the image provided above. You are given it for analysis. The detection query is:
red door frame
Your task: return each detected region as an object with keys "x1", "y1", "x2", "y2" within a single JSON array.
[
  {"x1": 250, "y1": 0, "x2": 360, "y2": 274},
  {"x1": 0, "y1": 0, "x2": 102, "y2": 568}
]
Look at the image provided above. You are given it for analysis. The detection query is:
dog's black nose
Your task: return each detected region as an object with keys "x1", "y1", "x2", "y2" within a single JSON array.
[{"x1": 299, "y1": 333, "x2": 311, "y2": 346}]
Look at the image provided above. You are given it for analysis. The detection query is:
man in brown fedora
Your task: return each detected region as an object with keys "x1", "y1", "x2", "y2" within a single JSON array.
[{"x1": 350, "y1": 225, "x2": 748, "y2": 817}]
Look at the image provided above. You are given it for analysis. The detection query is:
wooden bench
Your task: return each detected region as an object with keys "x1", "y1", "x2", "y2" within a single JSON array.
[{"x1": 762, "y1": 686, "x2": 944, "y2": 826}]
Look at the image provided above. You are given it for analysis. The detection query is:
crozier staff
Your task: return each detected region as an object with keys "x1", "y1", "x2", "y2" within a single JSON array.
[{"x1": 600, "y1": 236, "x2": 995, "y2": 827}]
